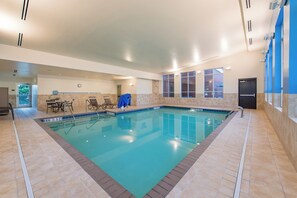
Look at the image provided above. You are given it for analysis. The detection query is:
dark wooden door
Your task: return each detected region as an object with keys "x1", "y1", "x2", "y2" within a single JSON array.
[{"x1": 238, "y1": 78, "x2": 257, "y2": 109}]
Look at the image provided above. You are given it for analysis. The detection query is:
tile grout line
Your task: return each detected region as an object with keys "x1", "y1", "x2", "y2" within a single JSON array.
[
  {"x1": 12, "y1": 120, "x2": 35, "y2": 198},
  {"x1": 233, "y1": 111, "x2": 252, "y2": 198}
]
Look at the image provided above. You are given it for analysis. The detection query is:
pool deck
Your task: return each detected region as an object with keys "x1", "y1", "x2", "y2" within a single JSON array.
[{"x1": 0, "y1": 106, "x2": 297, "y2": 197}]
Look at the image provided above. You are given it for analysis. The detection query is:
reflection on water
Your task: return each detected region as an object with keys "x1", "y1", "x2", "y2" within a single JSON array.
[{"x1": 162, "y1": 112, "x2": 224, "y2": 144}]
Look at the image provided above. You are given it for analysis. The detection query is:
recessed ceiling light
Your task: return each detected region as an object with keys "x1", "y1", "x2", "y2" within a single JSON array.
[
  {"x1": 193, "y1": 48, "x2": 200, "y2": 64},
  {"x1": 125, "y1": 55, "x2": 132, "y2": 62},
  {"x1": 173, "y1": 59, "x2": 178, "y2": 69},
  {"x1": 0, "y1": 13, "x2": 21, "y2": 33},
  {"x1": 125, "y1": 50, "x2": 133, "y2": 62},
  {"x1": 221, "y1": 38, "x2": 228, "y2": 51}
]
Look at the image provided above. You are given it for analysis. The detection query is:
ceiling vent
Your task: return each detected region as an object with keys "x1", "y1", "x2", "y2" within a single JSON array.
[
  {"x1": 249, "y1": 38, "x2": 253, "y2": 45},
  {"x1": 21, "y1": 0, "x2": 30, "y2": 20},
  {"x1": 247, "y1": 20, "x2": 252, "y2": 32},
  {"x1": 245, "y1": 0, "x2": 251, "y2": 8},
  {"x1": 18, "y1": 33, "x2": 23, "y2": 46}
]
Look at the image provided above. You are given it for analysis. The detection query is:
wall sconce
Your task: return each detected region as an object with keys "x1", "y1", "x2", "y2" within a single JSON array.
[
  {"x1": 129, "y1": 83, "x2": 134, "y2": 86},
  {"x1": 77, "y1": 83, "x2": 82, "y2": 88},
  {"x1": 225, "y1": 67, "x2": 231, "y2": 70},
  {"x1": 196, "y1": 71, "x2": 202, "y2": 74},
  {"x1": 174, "y1": 73, "x2": 179, "y2": 77}
]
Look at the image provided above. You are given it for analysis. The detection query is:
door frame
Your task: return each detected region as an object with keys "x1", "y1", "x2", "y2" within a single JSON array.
[{"x1": 238, "y1": 77, "x2": 257, "y2": 109}]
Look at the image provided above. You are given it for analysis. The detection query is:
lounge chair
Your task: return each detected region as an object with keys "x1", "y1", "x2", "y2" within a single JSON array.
[
  {"x1": 0, "y1": 87, "x2": 14, "y2": 119},
  {"x1": 87, "y1": 97, "x2": 105, "y2": 110},
  {"x1": 103, "y1": 96, "x2": 117, "y2": 109}
]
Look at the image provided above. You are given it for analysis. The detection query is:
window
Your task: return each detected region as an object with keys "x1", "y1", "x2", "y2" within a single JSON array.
[
  {"x1": 204, "y1": 68, "x2": 224, "y2": 98},
  {"x1": 288, "y1": 0, "x2": 297, "y2": 121},
  {"x1": 163, "y1": 74, "x2": 174, "y2": 97},
  {"x1": 181, "y1": 71, "x2": 196, "y2": 98},
  {"x1": 268, "y1": 42, "x2": 273, "y2": 104},
  {"x1": 273, "y1": 8, "x2": 284, "y2": 110}
]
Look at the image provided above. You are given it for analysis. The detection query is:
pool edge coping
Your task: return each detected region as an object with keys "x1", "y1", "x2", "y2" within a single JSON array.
[{"x1": 35, "y1": 107, "x2": 237, "y2": 198}]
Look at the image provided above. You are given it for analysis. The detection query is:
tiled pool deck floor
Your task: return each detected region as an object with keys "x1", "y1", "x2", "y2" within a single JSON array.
[{"x1": 0, "y1": 107, "x2": 297, "y2": 197}]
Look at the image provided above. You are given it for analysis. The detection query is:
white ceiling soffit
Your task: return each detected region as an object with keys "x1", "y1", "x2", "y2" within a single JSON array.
[
  {"x1": 0, "y1": 58, "x2": 131, "y2": 80},
  {"x1": 241, "y1": 0, "x2": 282, "y2": 52},
  {"x1": 0, "y1": 0, "x2": 248, "y2": 73}
]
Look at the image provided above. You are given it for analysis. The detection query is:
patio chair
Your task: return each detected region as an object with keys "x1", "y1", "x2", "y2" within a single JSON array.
[
  {"x1": 46, "y1": 99, "x2": 59, "y2": 113},
  {"x1": 63, "y1": 99, "x2": 74, "y2": 111},
  {"x1": 103, "y1": 96, "x2": 117, "y2": 109},
  {"x1": 87, "y1": 97, "x2": 105, "y2": 110}
]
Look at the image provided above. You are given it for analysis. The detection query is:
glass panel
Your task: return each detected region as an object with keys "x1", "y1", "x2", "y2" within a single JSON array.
[
  {"x1": 18, "y1": 84, "x2": 31, "y2": 106},
  {"x1": 189, "y1": 76, "x2": 195, "y2": 92},
  {"x1": 204, "y1": 75, "x2": 213, "y2": 91},
  {"x1": 213, "y1": 68, "x2": 223, "y2": 75},
  {"x1": 189, "y1": 71, "x2": 196, "y2": 77},
  {"x1": 214, "y1": 92, "x2": 223, "y2": 98},
  {"x1": 214, "y1": 73, "x2": 223, "y2": 92},
  {"x1": 189, "y1": 92, "x2": 195, "y2": 98},
  {"x1": 163, "y1": 79, "x2": 168, "y2": 93},
  {"x1": 169, "y1": 92, "x2": 174, "y2": 97},
  {"x1": 181, "y1": 77, "x2": 188, "y2": 92},
  {"x1": 181, "y1": 92, "x2": 188, "y2": 97},
  {"x1": 204, "y1": 92, "x2": 213, "y2": 98},
  {"x1": 169, "y1": 78, "x2": 174, "y2": 95},
  {"x1": 181, "y1": 72, "x2": 188, "y2": 77},
  {"x1": 204, "y1": 69, "x2": 213, "y2": 75}
]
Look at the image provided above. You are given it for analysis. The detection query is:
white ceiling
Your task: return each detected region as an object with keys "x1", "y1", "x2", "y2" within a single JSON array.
[{"x1": 0, "y1": 0, "x2": 277, "y2": 76}]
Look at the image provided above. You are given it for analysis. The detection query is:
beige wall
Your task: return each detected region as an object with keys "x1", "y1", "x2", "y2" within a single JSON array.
[
  {"x1": 115, "y1": 78, "x2": 137, "y2": 95},
  {"x1": 38, "y1": 75, "x2": 117, "y2": 95},
  {"x1": 158, "y1": 51, "x2": 264, "y2": 109},
  {"x1": 264, "y1": 95, "x2": 297, "y2": 170},
  {"x1": 136, "y1": 79, "x2": 153, "y2": 94},
  {"x1": 161, "y1": 51, "x2": 264, "y2": 95}
]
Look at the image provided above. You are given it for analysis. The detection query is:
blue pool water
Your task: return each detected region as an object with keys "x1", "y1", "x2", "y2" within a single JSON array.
[{"x1": 46, "y1": 107, "x2": 229, "y2": 197}]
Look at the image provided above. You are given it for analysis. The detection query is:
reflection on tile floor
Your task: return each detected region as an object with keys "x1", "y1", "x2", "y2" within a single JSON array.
[{"x1": 0, "y1": 107, "x2": 296, "y2": 198}]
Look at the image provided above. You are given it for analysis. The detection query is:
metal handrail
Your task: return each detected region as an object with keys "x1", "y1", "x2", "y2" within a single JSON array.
[
  {"x1": 236, "y1": 106, "x2": 244, "y2": 118},
  {"x1": 9, "y1": 103, "x2": 14, "y2": 120}
]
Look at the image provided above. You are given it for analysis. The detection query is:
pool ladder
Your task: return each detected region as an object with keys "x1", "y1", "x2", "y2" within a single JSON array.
[
  {"x1": 63, "y1": 101, "x2": 75, "y2": 120},
  {"x1": 236, "y1": 106, "x2": 244, "y2": 118}
]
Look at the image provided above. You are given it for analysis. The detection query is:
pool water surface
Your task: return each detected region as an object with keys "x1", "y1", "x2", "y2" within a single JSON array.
[{"x1": 46, "y1": 107, "x2": 229, "y2": 197}]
